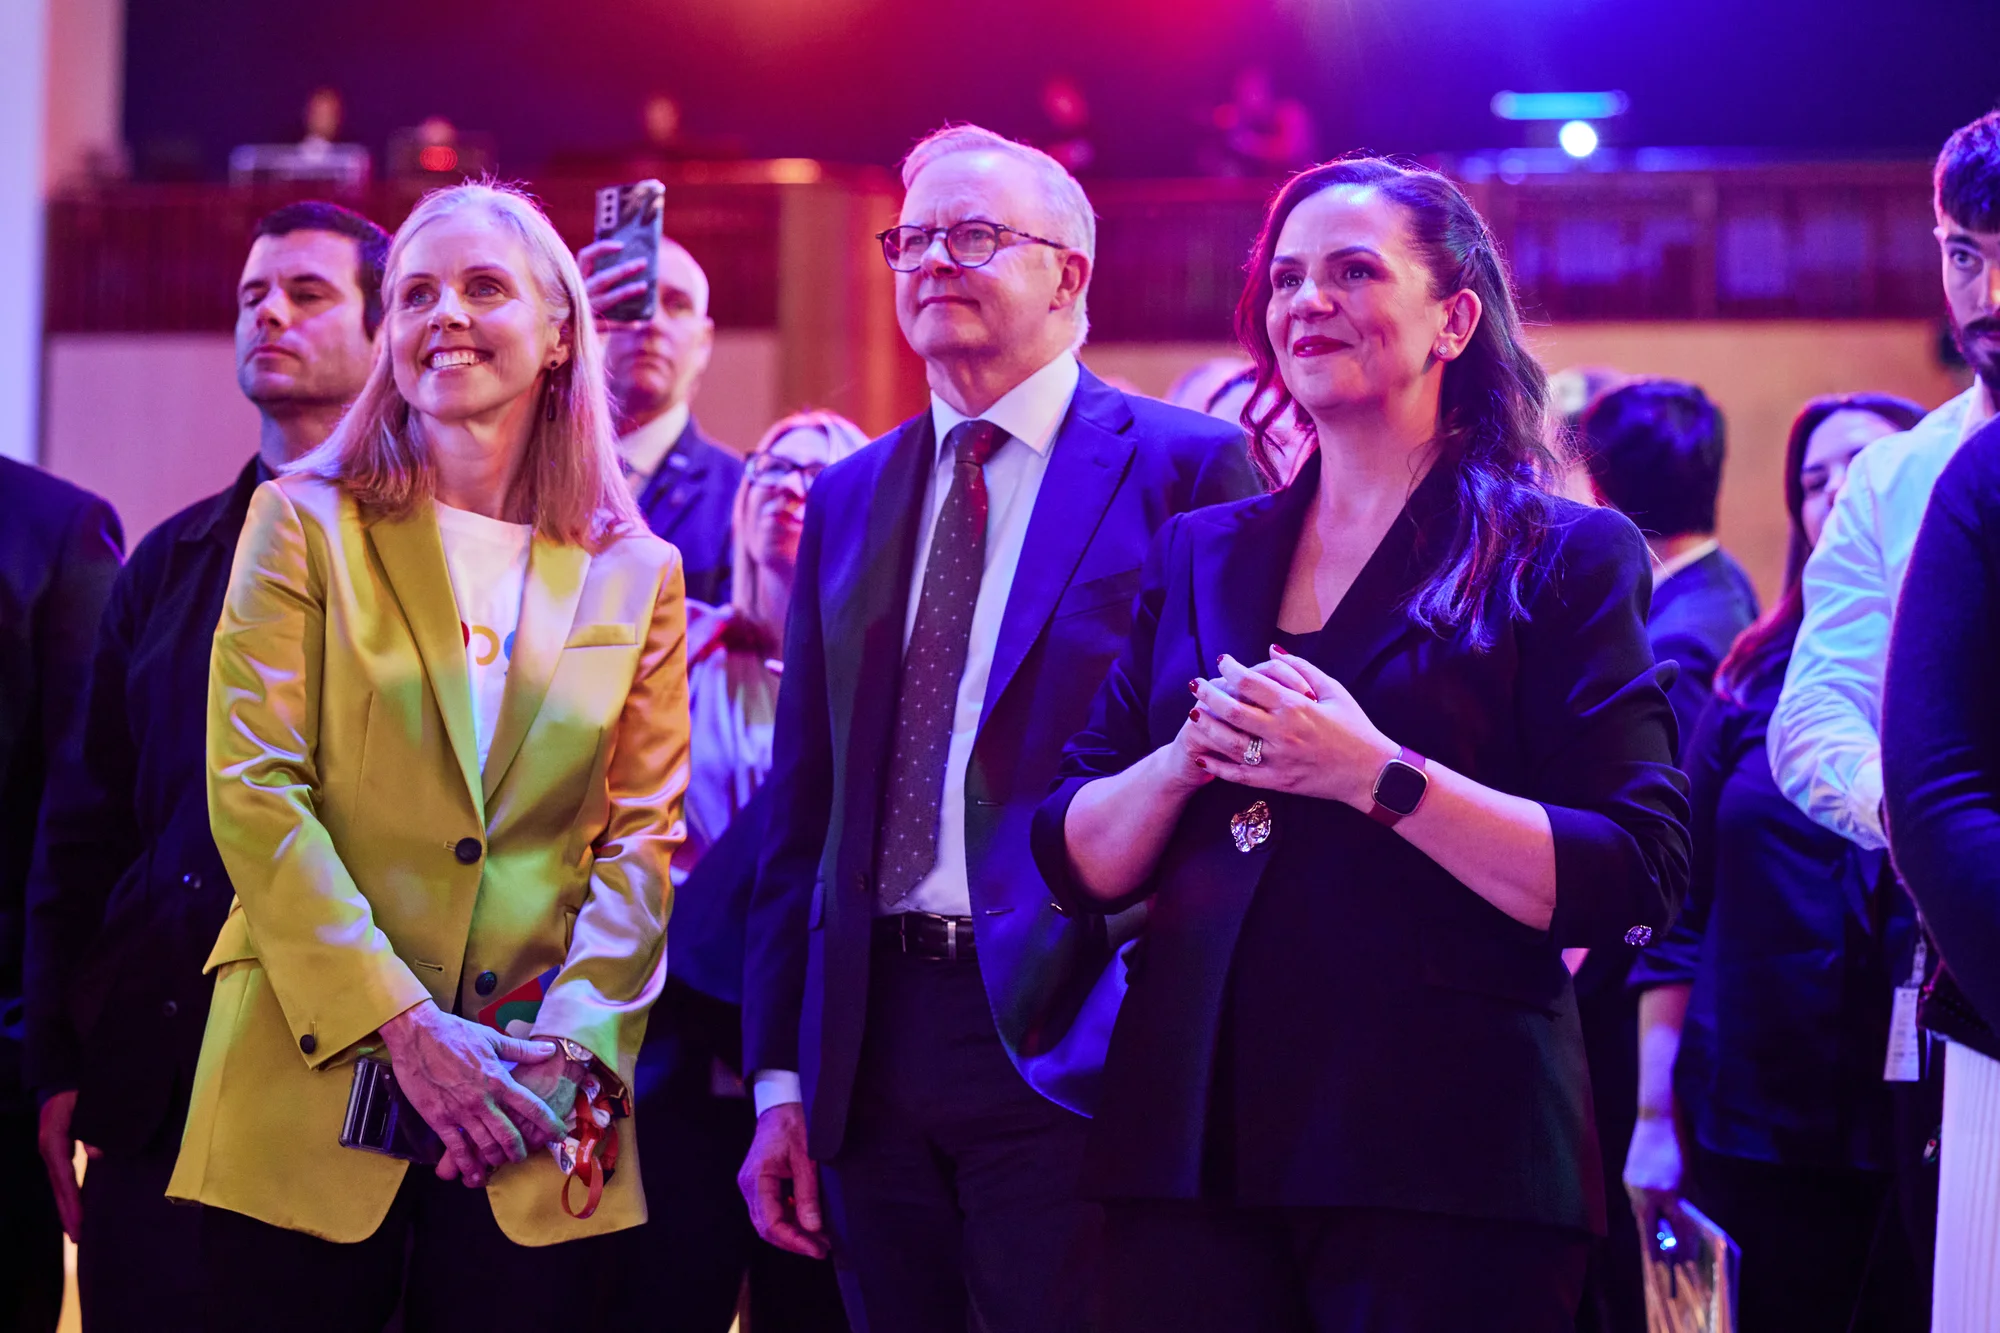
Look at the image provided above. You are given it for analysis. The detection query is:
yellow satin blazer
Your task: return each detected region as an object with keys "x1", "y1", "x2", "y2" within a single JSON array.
[{"x1": 168, "y1": 475, "x2": 689, "y2": 1246}]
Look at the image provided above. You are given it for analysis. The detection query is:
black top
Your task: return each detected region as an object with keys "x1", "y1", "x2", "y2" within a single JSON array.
[
  {"x1": 22, "y1": 458, "x2": 259, "y2": 1148},
  {"x1": 1031, "y1": 454, "x2": 1690, "y2": 1233},
  {"x1": 0, "y1": 458, "x2": 121, "y2": 1113},
  {"x1": 1885, "y1": 413, "x2": 2000, "y2": 1035},
  {"x1": 1629, "y1": 670, "x2": 1900, "y2": 1171}
]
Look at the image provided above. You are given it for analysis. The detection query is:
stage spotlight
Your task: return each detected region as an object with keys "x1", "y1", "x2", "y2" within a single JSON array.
[{"x1": 1558, "y1": 120, "x2": 1599, "y2": 159}]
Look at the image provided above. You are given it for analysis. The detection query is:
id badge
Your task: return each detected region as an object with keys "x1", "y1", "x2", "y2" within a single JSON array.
[{"x1": 1884, "y1": 936, "x2": 1927, "y2": 1083}]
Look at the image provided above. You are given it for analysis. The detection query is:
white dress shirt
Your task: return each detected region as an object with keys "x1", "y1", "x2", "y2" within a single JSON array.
[
  {"x1": 617, "y1": 400, "x2": 691, "y2": 494},
  {"x1": 1769, "y1": 381, "x2": 1994, "y2": 849},
  {"x1": 751, "y1": 350, "x2": 1080, "y2": 1117}
]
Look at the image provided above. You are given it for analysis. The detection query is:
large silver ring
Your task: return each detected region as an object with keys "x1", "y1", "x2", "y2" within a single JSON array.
[{"x1": 1242, "y1": 737, "x2": 1264, "y2": 766}]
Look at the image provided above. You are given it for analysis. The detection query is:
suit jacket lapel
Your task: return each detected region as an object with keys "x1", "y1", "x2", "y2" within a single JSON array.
[
  {"x1": 367, "y1": 508, "x2": 483, "y2": 811},
  {"x1": 978, "y1": 375, "x2": 1134, "y2": 731},
  {"x1": 638, "y1": 420, "x2": 705, "y2": 537},
  {"x1": 481, "y1": 537, "x2": 591, "y2": 802}
]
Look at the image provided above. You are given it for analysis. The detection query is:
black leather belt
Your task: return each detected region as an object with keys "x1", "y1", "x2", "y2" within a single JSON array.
[{"x1": 874, "y1": 911, "x2": 977, "y2": 961}]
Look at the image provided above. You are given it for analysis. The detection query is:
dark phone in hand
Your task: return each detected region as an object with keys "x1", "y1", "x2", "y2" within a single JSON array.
[
  {"x1": 339, "y1": 1056, "x2": 445, "y2": 1166},
  {"x1": 593, "y1": 179, "x2": 666, "y2": 322}
]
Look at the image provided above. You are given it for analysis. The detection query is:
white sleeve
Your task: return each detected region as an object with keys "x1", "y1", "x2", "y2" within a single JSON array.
[
  {"x1": 751, "y1": 1068, "x2": 803, "y2": 1116},
  {"x1": 1768, "y1": 453, "x2": 1890, "y2": 849}
]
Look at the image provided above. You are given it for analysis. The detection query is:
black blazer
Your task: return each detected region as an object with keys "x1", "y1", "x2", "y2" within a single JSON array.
[
  {"x1": 0, "y1": 459, "x2": 121, "y2": 1112},
  {"x1": 636, "y1": 417, "x2": 742, "y2": 607},
  {"x1": 1885, "y1": 415, "x2": 2000, "y2": 1040},
  {"x1": 742, "y1": 368, "x2": 1258, "y2": 1160},
  {"x1": 1029, "y1": 455, "x2": 1690, "y2": 1232},
  {"x1": 1649, "y1": 546, "x2": 1759, "y2": 758},
  {"x1": 22, "y1": 461, "x2": 254, "y2": 1149},
  {"x1": 1630, "y1": 672, "x2": 1899, "y2": 1172}
]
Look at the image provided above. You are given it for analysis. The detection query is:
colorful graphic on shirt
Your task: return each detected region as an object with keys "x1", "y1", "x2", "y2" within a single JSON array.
[{"x1": 461, "y1": 622, "x2": 516, "y2": 666}]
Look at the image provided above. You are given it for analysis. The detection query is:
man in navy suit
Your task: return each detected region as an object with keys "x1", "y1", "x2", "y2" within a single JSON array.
[
  {"x1": 737, "y1": 124, "x2": 1257, "y2": 1333},
  {"x1": 1576, "y1": 377, "x2": 1759, "y2": 1333},
  {"x1": 582, "y1": 232, "x2": 741, "y2": 605}
]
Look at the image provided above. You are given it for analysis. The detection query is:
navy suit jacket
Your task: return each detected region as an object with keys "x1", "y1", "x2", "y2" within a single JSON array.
[
  {"x1": 742, "y1": 368, "x2": 1257, "y2": 1159},
  {"x1": 636, "y1": 417, "x2": 742, "y2": 607},
  {"x1": 1650, "y1": 546, "x2": 1758, "y2": 758},
  {"x1": 1029, "y1": 456, "x2": 1690, "y2": 1229},
  {"x1": 0, "y1": 459, "x2": 121, "y2": 1113}
]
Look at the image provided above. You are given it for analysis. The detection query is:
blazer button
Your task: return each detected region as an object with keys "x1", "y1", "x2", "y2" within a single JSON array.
[
  {"x1": 299, "y1": 1034, "x2": 317, "y2": 1055},
  {"x1": 162, "y1": 1000, "x2": 179, "y2": 1018},
  {"x1": 1623, "y1": 925, "x2": 1654, "y2": 947},
  {"x1": 182, "y1": 872, "x2": 202, "y2": 890},
  {"x1": 454, "y1": 838, "x2": 483, "y2": 864},
  {"x1": 475, "y1": 970, "x2": 499, "y2": 997}
]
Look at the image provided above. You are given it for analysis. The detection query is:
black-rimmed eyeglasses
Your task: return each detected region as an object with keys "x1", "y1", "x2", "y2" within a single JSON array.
[
  {"x1": 745, "y1": 454, "x2": 826, "y2": 489},
  {"x1": 875, "y1": 220, "x2": 1067, "y2": 272}
]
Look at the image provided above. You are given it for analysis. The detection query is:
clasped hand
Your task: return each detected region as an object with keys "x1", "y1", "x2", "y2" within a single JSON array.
[
  {"x1": 1176, "y1": 649, "x2": 1398, "y2": 808},
  {"x1": 378, "y1": 1000, "x2": 577, "y2": 1188}
]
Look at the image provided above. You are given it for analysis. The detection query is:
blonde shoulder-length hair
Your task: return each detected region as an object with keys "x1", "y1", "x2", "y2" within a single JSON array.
[
  {"x1": 291, "y1": 181, "x2": 642, "y2": 549},
  {"x1": 730, "y1": 410, "x2": 871, "y2": 627}
]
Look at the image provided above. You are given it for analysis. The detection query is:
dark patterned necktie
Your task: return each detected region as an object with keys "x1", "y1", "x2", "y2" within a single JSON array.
[{"x1": 875, "y1": 419, "x2": 1007, "y2": 910}]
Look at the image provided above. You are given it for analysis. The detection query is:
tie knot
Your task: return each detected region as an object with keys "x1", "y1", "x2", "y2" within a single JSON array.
[{"x1": 947, "y1": 419, "x2": 1005, "y2": 470}]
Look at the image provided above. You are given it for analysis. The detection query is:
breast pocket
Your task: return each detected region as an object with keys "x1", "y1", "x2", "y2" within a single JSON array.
[
  {"x1": 1052, "y1": 566, "x2": 1142, "y2": 622},
  {"x1": 564, "y1": 623, "x2": 640, "y2": 649}
]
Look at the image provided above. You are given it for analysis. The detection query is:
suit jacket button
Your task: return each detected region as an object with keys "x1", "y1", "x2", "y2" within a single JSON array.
[
  {"x1": 475, "y1": 970, "x2": 499, "y2": 996},
  {"x1": 299, "y1": 1034, "x2": 317, "y2": 1055},
  {"x1": 162, "y1": 1000, "x2": 179, "y2": 1018},
  {"x1": 182, "y1": 872, "x2": 202, "y2": 889},
  {"x1": 454, "y1": 838, "x2": 483, "y2": 864},
  {"x1": 1624, "y1": 925, "x2": 1653, "y2": 947},
  {"x1": 1049, "y1": 899, "x2": 1069, "y2": 917}
]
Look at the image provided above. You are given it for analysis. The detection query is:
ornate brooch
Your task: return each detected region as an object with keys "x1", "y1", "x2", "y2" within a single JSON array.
[{"x1": 1230, "y1": 800, "x2": 1272, "y2": 853}]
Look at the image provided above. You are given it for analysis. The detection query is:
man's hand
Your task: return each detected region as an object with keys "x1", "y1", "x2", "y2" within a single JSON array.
[
  {"x1": 737, "y1": 1103, "x2": 830, "y2": 1259},
  {"x1": 512, "y1": 1046, "x2": 589, "y2": 1134},
  {"x1": 36, "y1": 1090, "x2": 100, "y2": 1242},
  {"x1": 576, "y1": 239, "x2": 651, "y2": 323},
  {"x1": 1623, "y1": 1109, "x2": 1688, "y2": 1244},
  {"x1": 377, "y1": 1001, "x2": 567, "y2": 1189}
]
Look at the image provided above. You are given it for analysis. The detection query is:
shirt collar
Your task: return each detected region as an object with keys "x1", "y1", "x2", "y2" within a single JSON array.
[
  {"x1": 618, "y1": 401, "x2": 693, "y2": 482},
  {"x1": 186, "y1": 454, "x2": 274, "y2": 545},
  {"x1": 1958, "y1": 378, "x2": 1998, "y2": 445},
  {"x1": 1653, "y1": 536, "x2": 1720, "y2": 588},
  {"x1": 928, "y1": 351, "x2": 1080, "y2": 465}
]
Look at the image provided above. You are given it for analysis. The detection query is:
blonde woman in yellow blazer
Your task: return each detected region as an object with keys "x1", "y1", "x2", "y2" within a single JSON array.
[{"x1": 170, "y1": 183, "x2": 689, "y2": 1327}]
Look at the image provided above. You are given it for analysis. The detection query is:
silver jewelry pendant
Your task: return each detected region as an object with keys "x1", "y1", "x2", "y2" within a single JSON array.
[{"x1": 1230, "y1": 800, "x2": 1272, "y2": 853}]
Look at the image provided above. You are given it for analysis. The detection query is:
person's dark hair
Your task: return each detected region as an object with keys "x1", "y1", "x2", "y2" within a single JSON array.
[
  {"x1": 252, "y1": 201, "x2": 391, "y2": 337},
  {"x1": 1233, "y1": 155, "x2": 1560, "y2": 651},
  {"x1": 1714, "y1": 393, "x2": 1926, "y2": 702},
  {"x1": 1937, "y1": 110, "x2": 2000, "y2": 232},
  {"x1": 1580, "y1": 379, "x2": 1727, "y2": 538}
]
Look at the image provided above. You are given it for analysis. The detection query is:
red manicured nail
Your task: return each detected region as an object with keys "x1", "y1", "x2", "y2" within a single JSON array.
[
  {"x1": 1189, "y1": 679, "x2": 1200, "y2": 695},
  {"x1": 1270, "y1": 643, "x2": 1289, "y2": 657},
  {"x1": 1215, "y1": 654, "x2": 1226, "y2": 670},
  {"x1": 1189, "y1": 707, "x2": 1201, "y2": 721},
  {"x1": 1194, "y1": 757, "x2": 1208, "y2": 770}
]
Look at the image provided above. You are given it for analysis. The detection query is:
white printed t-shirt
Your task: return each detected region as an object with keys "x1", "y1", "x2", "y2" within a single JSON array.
[{"x1": 435, "y1": 501, "x2": 532, "y2": 772}]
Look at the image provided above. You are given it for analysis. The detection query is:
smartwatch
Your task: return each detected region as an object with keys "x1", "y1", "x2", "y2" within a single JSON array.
[{"x1": 1368, "y1": 746, "x2": 1430, "y2": 828}]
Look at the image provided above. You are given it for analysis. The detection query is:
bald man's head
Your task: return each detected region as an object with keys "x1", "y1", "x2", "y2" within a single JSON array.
[{"x1": 603, "y1": 235, "x2": 715, "y2": 429}]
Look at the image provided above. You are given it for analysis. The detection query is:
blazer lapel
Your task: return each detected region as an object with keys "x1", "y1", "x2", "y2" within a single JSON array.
[
  {"x1": 1313, "y1": 460, "x2": 1457, "y2": 684},
  {"x1": 481, "y1": 538, "x2": 591, "y2": 803},
  {"x1": 978, "y1": 375, "x2": 1134, "y2": 730},
  {"x1": 367, "y1": 509, "x2": 483, "y2": 810}
]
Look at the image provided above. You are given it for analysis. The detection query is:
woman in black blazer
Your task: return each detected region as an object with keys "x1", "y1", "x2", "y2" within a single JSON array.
[
  {"x1": 1624, "y1": 394, "x2": 1927, "y2": 1332},
  {"x1": 1029, "y1": 159, "x2": 1691, "y2": 1332}
]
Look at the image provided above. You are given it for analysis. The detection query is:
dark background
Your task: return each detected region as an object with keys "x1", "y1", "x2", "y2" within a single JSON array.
[{"x1": 127, "y1": 0, "x2": 2000, "y2": 178}]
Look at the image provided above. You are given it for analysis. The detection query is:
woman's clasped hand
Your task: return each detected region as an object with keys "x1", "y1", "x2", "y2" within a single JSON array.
[
  {"x1": 1180, "y1": 650, "x2": 1398, "y2": 809},
  {"x1": 377, "y1": 1000, "x2": 574, "y2": 1188}
]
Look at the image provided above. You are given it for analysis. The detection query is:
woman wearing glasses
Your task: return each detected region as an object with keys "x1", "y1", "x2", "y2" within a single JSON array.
[{"x1": 613, "y1": 410, "x2": 867, "y2": 1333}]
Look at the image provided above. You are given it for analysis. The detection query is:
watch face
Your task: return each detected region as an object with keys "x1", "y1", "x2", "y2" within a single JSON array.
[{"x1": 1374, "y1": 760, "x2": 1429, "y2": 816}]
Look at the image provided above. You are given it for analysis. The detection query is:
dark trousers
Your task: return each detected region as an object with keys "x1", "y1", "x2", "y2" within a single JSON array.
[
  {"x1": 1573, "y1": 954, "x2": 1644, "y2": 1333},
  {"x1": 0, "y1": 1099, "x2": 61, "y2": 1333},
  {"x1": 78, "y1": 1127, "x2": 204, "y2": 1331},
  {"x1": 607, "y1": 993, "x2": 847, "y2": 1333},
  {"x1": 1101, "y1": 1199, "x2": 1591, "y2": 1333},
  {"x1": 1890, "y1": 1053, "x2": 1944, "y2": 1318},
  {"x1": 1688, "y1": 1146, "x2": 1923, "y2": 1332},
  {"x1": 200, "y1": 1166, "x2": 626, "y2": 1332},
  {"x1": 821, "y1": 945, "x2": 1100, "y2": 1333}
]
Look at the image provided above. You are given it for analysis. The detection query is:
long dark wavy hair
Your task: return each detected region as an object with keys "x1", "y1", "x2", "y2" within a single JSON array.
[
  {"x1": 1712, "y1": 393, "x2": 1925, "y2": 702},
  {"x1": 1234, "y1": 156, "x2": 1562, "y2": 651}
]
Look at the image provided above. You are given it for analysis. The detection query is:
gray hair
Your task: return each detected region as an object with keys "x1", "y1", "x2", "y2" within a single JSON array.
[{"x1": 900, "y1": 123, "x2": 1096, "y2": 345}]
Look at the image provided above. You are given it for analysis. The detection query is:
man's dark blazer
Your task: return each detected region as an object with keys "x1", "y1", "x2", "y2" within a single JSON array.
[
  {"x1": 635, "y1": 416, "x2": 742, "y2": 607},
  {"x1": 742, "y1": 367, "x2": 1258, "y2": 1161},
  {"x1": 1028, "y1": 455, "x2": 1690, "y2": 1231},
  {"x1": 1650, "y1": 545, "x2": 1759, "y2": 757},
  {"x1": 22, "y1": 460, "x2": 257, "y2": 1151},
  {"x1": 0, "y1": 458, "x2": 121, "y2": 1112}
]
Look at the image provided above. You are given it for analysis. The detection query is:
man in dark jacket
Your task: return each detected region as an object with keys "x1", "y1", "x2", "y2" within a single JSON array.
[
  {"x1": 581, "y1": 233, "x2": 742, "y2": 605},
  {"x1": 1575, "y1": 377, "x2": 1759, "y2": 1332},
  {"x1": 0, "y1": 457, "x2": 121, "y2": 1333},
  {"x1": 25, "y1": 201, "x2": 384, "y2": 1331}
]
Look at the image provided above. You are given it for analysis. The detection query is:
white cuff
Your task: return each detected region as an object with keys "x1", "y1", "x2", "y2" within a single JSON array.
[
  {"x1": 1851, "y1": 756, "x2": 1887, "y2": 850},
  {"x1": 750, "y1": 1069, "x2": 802, "y2": 1118}
]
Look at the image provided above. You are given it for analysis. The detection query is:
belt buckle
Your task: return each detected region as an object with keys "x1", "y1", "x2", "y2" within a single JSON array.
[{"x1": 945, "y1": 917, "x2": 958, "y2": 962}]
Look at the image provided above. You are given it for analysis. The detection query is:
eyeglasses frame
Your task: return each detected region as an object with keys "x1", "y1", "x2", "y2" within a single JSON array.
[{"x1": 873, "y1": 218, "x2": 1069, "y2": 272}]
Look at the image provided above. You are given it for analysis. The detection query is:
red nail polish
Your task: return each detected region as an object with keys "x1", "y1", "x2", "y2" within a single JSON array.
[
  {"x1": 1189, "y1": 679, "x2": 1200, "y2": 695},
  {"x1": 1194, "y1": 757, "x2": 1208, "y2": 770},
  {"x1": 1271, "y1": 643, "x2": 1289, "y2": 657},
  {"x1": 1189, "y1": 707, "x2": 1200, "y2": 721},
  {"x1": 1215, "y1": 654, "x2": 1225, "y2": 670}
]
